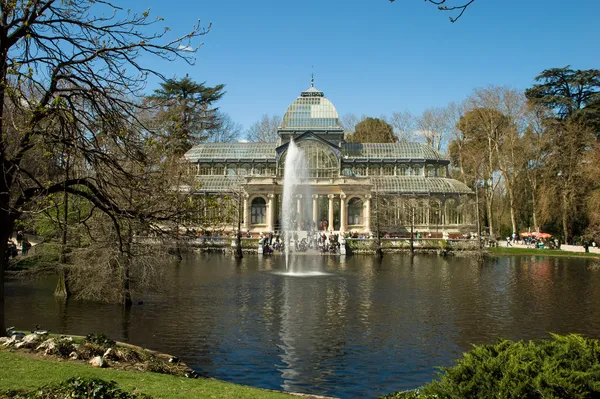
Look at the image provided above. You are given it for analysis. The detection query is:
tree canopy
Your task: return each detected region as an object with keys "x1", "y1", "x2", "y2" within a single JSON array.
[
  {"x1": 347, "y1": 117, "x2": 397, "y2": 143},
  {"x1": 148, "y1": 75, "x2": 225, "y2": 156},
  {"x1": 525, "y1": 67, "x2": 600, "y2": 137}
]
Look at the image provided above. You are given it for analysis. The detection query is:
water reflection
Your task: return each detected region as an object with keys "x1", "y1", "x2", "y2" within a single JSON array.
[{"x1": 5, "y1": 254, "x2": 600, "y2": 398}]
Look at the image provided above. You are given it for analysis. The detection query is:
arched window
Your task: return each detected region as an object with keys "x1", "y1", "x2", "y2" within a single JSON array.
[
  {"x1": 426, "y1": 165, "x2": 436, "y2": 177},
  {"x1": 446, "y1": 199, "x2": 458, "y2": 225},
  {"x1": 437, "y1": 166, "x2": 447, "y2": 177},
  {"x1": 251, "y1": 197, "x2": 267, "y2": 224},
  {"x1": 352, "y1": 165, "x2": 366, "y2": 176},
  {"x1": 252, "y1": 164, "x2": 263, "y2": 176},
  {"x1": 398, "y1": 164, "x2": 409, "y2": 176},
  {"x1": 347, "y1": 197, "x2": 363, "y2": 225},
  {"x1": 198, "y1": 164, "x2": 211, "y2": 175},
  {"x1": 226, "y1": 164, "x2": 237, "y2": 176},
  {"x1": 411, "y1": 165, "x2": 423, "y2": 176},
  {"x1": 238, "y1": 164, "x2": 250, "y2": 176},
  {"x1": 279, "y1": 141, "x2": 339, "y2": 178},
  {"x1": 213, "y1": 164, "x2": 225, "y2": 175},
  {"x1": 382, "y1": 165, "x2": 394, "y2": 176}
]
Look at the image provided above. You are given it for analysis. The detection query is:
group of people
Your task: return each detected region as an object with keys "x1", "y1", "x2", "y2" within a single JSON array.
[
  {"x1": 257, "y1": 231, "x2": 344, "y2": 254},
  {"x1": 4, "y1": 231, "x2": 32, "y2": 263}
]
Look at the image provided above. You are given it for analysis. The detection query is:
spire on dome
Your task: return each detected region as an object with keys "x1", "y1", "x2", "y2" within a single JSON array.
[{"x1": 310, "y1": 73, "x2": 314, "y2": 88}]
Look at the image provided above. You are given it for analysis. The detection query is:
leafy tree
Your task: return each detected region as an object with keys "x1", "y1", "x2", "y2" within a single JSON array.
[
  {"x1": 148, "y1": 75, "x2": 225, "y2": 156},
  {"x1": 347, "y1": 117, "x2": 397, "y2": 143},
  {"x1": 525, "y1": 67, "x2": 600, "y2": 131},
  {"x1": 0, "y1": 0, "x2": 209, "y2": 335},
  {"x1": 526, "y1": 67, "x2": 600, "y2": 243},
  {"x1": 246, "y1": 114, "x2": 281, "y2": 142}
]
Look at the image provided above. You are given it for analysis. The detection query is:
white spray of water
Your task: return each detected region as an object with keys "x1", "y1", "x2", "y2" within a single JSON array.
[{"x1": 281, "y1": 139, "x2": 308, "y2": 271}]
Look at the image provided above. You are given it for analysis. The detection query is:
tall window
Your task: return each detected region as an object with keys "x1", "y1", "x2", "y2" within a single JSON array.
[
  {"x1": 251, "y1": 197, "x2": 267, "y2": 224},
  {"x1": 348, "y1": 198, "x2": 363, "y2": 225}
]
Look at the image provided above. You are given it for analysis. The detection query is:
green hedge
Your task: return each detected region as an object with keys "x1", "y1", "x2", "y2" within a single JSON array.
[{"x1": 380, "y1": 334, "x2": 600, "y2": 399}]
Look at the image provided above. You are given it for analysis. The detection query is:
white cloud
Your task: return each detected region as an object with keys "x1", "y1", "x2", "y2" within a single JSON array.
[{"x1": 177, "y1": 45, "x2": 194, "y2": 52}]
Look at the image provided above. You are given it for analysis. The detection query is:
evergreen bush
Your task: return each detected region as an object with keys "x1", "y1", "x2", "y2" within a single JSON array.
[{"x1": 380, "y1": 334, "x2": 600, "y2": 399}]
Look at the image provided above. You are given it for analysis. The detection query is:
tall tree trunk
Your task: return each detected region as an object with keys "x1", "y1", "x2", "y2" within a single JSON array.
[
  {"x1": 506, "y1": 179, "x2": 517, "y2": 235},
  {"x1": 531, "y1": 190, "x2": 539, "y2": 233},
  {"x1": 121, "y1": 224, "x2": 133, "y2": 308},
  {"x1": 0, "y1": 206, "x2": 13, "y2": 336},
  {"x1": 485, "y1": 180, "x2": 494, "y2": 238},
  {"x1": 474, "y1": 180, "x2": 483, "y2": 250},
  {"x1": 562, "y1": 191, "x2": 569, "y2": 245},
  {"x1": 56, "y1": 150, "x2": 71, "y2": 297}
]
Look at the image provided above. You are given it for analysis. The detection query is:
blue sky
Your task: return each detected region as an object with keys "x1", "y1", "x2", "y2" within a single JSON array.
[{"x1": 137, "y1": 0, "x2": 600, "y2": 131}]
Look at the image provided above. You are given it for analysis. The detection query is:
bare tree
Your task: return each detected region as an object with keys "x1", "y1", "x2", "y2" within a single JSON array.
[
  {"x1": 387, "y1": 111, "x2": 416, "y2": 142},
  {"x1": 206, "y1": 112, "x2": 243, "y2": 143},
  {"x1": 0, "y1": 0, "x2": 209, "y2": 335},
  {"x1": 340, "y1": 113, "x2": 365, "y2": 135},
  {"x1": 246, "y1": 114, "x2": 281, "y2": 142},
  {"x1": 416, "y1": 107, "x2": 448, "y2": 152}
]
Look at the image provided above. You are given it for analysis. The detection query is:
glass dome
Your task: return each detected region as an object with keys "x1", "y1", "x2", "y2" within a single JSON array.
[{"x1": 280, "y1": 87, "x2": 342, "y2": 130}]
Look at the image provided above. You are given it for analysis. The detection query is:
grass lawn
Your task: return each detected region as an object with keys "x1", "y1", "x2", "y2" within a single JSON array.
[
  {"x1": 0, "y1": 350, "x2": 294, "y2": 399},
  {"x1": 490, "y1": 247, "x2": 600, "y2": 258}
]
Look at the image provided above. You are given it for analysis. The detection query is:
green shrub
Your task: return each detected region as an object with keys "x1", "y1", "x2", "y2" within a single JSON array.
[
  {"x1": 51, "y1": 338, "x2": 76, "y2": 358},
  {"x1": 1, "y1": 377, "x2": 151, "y2": 399},
  {"x1": 380, "y1": 334, "x2": 600, "y2": 399},
  {"x1": 84, "y1": 333, "x2": 115, "y2": 348},
  {"x1": 77, "y1": 342, "x2": 107, "y2": 360}
]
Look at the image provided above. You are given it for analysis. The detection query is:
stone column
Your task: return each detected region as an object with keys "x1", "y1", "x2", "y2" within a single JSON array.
[
  {"x1": 339, "y1": 193, "x2": 347, "y2": 233},
  {"x1": 327, "y1": 194, "x2": 335, "y2": 232},
  {"x1": 243, "y1": 194, "x2": 250, "y2": 231},
  {"x1": 296, "y1": 194, "x2": 302, "y2": 220},
  {"x1": 364, "y1": 194, "x2": 371, "y2": 233},
  {"x1": 312, "y1": 194, "x2": 319, "y2": 230},
  {"x1": 267, "y1": 194, "x2": 275, "y2": 232}
]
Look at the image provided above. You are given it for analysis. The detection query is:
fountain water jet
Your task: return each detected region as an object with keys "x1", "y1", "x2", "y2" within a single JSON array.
[{"x1": 281, "y1": 139, "x2": 310, "y2": 271}]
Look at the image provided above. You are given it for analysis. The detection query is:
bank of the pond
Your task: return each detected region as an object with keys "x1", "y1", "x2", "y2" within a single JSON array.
[
  {"x1": 489, "y1": 247, "x2": 600, "y2": 258},
  {"x1": 0, "y1": 349, "x2": 313, "y2": 399}
]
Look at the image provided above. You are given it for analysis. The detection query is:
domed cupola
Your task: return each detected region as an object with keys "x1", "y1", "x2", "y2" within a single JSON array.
[{"x1": 278, "y1": 76, "x2": 344, "y2": 145}]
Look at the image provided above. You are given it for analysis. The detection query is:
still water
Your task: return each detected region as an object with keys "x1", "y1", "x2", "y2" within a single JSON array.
[{"x1": 6, "y1": 254, "x2": 600, "y2": 398}]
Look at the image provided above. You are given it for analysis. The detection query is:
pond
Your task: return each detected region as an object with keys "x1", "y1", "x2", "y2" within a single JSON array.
[{"x1": 6, "y1": 254, "x2": 600, "y2": 398}]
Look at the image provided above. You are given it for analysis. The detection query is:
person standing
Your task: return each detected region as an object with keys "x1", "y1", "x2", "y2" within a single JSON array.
[{"x1": 22, "y1": 237, "x2": 31, "y2": 256}]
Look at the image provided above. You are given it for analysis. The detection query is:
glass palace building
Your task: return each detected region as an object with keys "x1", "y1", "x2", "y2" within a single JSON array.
[{"x1": 184, "y1": 84, "x2": 475, "y2": 236}]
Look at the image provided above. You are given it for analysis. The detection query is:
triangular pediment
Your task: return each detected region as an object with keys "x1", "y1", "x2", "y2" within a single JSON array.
[{"x1": 275, "y1": 131, "x2": 341, "y2": 158}]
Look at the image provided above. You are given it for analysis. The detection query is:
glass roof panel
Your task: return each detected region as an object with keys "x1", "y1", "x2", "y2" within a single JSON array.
[
  {"x1": 371, "y1": 176, "x2": 472, "y2": 195},
  {"x1": 185, "y1": 143, "x2": 277, "y2": 162},
  {"x1": 342, "y1": 142, "x2": 449, "y2": 161}
]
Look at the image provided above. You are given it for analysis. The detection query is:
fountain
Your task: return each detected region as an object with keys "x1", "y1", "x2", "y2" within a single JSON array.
[{"x1": 281, "y1": 139, "x2": 309, "y2": 271}]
